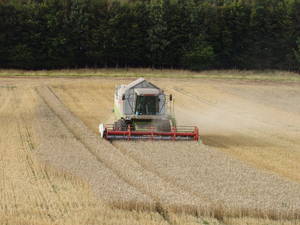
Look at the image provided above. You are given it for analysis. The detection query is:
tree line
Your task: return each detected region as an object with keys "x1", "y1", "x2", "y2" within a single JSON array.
[{"x1": 0, "y1": 0, "x2": 300, "y2": 70}]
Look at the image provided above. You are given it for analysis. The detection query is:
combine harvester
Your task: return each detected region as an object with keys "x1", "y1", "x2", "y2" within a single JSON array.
[{"x1": 99, "y1": 78, "x2": 199, "y2": 141}]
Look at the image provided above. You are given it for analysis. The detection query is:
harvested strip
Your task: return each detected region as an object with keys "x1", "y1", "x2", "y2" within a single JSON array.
[
  {"x1": 36, "y1": 86, "x2": 206, "y2": 209},
  {"x1": 114, "y1": 141, "x2": 300, "y2": 217},
  {"x1": 33, "y1": 91, "x2": 151, "y2": 205},
  {"x1": 0, "y1": 84, "x2": 170, "y2": 225}
]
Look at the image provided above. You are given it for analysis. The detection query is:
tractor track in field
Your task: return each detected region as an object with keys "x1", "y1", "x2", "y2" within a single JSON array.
[
  {"x1": 42, "y1": 80, "x2": 300, "y2": 219},
  {"x1": 172, "y1": 87, "x2": 218, "y2": 107},
  {"x1": 0, "y1": 86, "x2": 13, "y2": 114},
  {"x1": 173, "y1": 85, "x2": 299, "y2": 132},
  {"x1": 11, "y1": 87, "x2": 68, "y2": 222},
  {"x1": 35, "y1": 86, "x2": 208, "y2": 213},
  {"x1": 34, "y1": 87, "x2": 186, "y2": 225},
  {"x1": 173, "y1": 84, "x2": 300, "y2": 152},
  {"x1": 172, "y1": 86, "x2": 287, "y2": 147},
  {"x1": 111, "y1": 141, "x2": 212, "y2": 203},
  {"x1": 8, "y1": 88, "x2": 52, "y2": 221},
  {"x1": 36, "y1": 86, "x2": 154, "y2": 205},
  {"x1": 1, "y1": 77, "x2": 300, "y2": 225},
  {"x1": 39, "y1": 83, "x2": 300, "y2": 219}
]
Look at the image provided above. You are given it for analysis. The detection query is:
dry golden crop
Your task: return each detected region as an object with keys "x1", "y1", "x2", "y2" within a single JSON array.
[
  {"x1": 0, "y1": 83, "x2": 171, "y2": 225},
  {"x1": 0, "y1": 75, "x2": 299, "y2": 225}
]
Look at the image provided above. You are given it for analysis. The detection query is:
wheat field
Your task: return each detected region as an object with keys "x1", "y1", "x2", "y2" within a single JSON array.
[{"x1": 0, "y1": 76, "x2": 299, "y2": 224}]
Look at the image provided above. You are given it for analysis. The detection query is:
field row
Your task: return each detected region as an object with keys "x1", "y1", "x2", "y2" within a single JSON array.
[
  {"x1": 0, "y1": 77, "x2": 299, "y2": 225},
  {"x1": 50, "y1": 78, "x2": 300, "y2": 219}
]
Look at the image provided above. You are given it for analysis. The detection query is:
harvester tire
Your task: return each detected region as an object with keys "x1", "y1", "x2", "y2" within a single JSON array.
[
  {"x1": 114, "y1": 119, "x2": 128, "y2": 131},
  {"x1": 157, "y1": 120, "x2": 171, "y2": 132}
]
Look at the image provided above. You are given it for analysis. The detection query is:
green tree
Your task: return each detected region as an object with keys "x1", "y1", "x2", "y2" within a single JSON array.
[
  {"x1": 294, "y1": 38, "x2": 300, "y2": 65},
  {"x1": 182, "y1": 35, "x2": 215, "y2": 70},
  {"x1": 146, "y1": 0, "x2": 169, "y2": 68},
  {"x1": 0, "y1": 0, "x2": 299, "y2": 71}
]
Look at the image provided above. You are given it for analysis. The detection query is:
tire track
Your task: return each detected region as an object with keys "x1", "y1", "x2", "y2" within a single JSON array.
[
  {"x1": 36, "y1": 86, "x2": 154, "y2": 205},
  {"x1": 0, "y1": 86, "x2": 12, "y2": 114},
  {"x1": 55, "y1": 86, "x2": 211, "y2": 204},
  {"x1": 11, "y1": 88, "x2": 58, "y2": 221},
  {"x1": 172, "y1": 87, "x2": 279, "y2": 146},
  {"x1": 37, "y1": 86, "x2": 175, "y2": 223},
  {"x1": 36, "y1": 85, "x2": 207, "y2": 213},
  {"x1": 112, "y1": 141, "x2": 212, "y2": 203},
  {"x1": 172, "y1": 87, "x2": 218, "y2": 107},
  {"x1": 173, "y1": 85, "x2": 300, "y2": 183}
]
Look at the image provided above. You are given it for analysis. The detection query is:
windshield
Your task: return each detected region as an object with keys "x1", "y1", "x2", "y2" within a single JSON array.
[{"x1": 135, "y1": 95, "x2": 158, "y2": 115}]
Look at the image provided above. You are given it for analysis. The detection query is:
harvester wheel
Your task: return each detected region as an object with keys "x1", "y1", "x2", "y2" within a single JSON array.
[
  {"x1": 157, "y1": 120, "x2": 171, "y2": 132},
  {"x1": 114, "y1": 119, "x2": 128, "y2": 131}
]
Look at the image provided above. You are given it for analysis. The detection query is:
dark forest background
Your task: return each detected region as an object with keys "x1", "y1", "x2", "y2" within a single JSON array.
[{"x1": 0, "y1": 0, "x2": 300, "y2": 71}]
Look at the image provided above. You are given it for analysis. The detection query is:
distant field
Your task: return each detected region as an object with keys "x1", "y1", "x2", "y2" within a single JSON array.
[
  {"x1": 0, "y1": 75, "x2": 299, "y2": 225},
  {"x1": 0, "y1": 68, "x2": 300, "y2": 82}
]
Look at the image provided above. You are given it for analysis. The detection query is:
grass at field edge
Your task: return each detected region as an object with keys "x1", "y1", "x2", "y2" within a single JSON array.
[{"x1": 0, "y1": 69, "x2": 300, "y2": 82}]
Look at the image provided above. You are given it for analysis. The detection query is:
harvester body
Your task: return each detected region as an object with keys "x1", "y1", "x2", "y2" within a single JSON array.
[{"x1": 99, "y1": 78, "x2": 199, "y2": 141}]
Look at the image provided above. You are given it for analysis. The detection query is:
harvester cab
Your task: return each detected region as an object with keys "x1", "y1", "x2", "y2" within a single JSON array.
[{"x1": 99, "y1": 78, "x2": 199, "y2": 141}]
